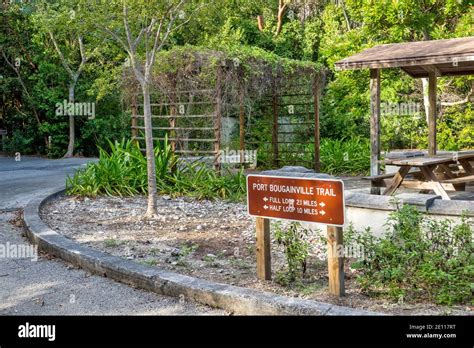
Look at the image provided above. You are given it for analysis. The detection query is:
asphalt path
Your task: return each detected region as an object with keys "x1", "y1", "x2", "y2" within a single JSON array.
[{"x1": 0, "y1": 155, "x2": 225, "y2": 315}]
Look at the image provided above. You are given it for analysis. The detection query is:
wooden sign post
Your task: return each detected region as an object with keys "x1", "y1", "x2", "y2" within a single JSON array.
[
  {"x1": 327, "y1": 225, "x2": 345, "y2": 297},
  {"x1": 247, "y1": 173, "x2": 346, "y2": 296},
  {"x1": 255, "y1": 217, "x2": 271, "y2": 280}
]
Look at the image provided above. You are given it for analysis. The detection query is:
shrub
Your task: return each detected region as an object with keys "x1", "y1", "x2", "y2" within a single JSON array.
[
  {"x1": 274, "y1": 221, "x2": 311, "y2": 284},
  {"x1": 348, "y1": 204, "x2": 473, "y2": 305},
  {"x1": 2, "y1": 129, "x2": 37, "y2": 155},
  {"x1": 319, "y1": 137, "x2": 371, "y2": 175},
  {"x1": 256, "y1": 137, "x2": 371, "y2": 175},
  {"x1": 164, "y1": 164, "x2": 246, "y2": 201},
  {"x1": 66, "y1": 138, "x2": 246, "y2": 201},
  {"x1": 66, "y1": 138, "x2": 152, "y2": 196}
]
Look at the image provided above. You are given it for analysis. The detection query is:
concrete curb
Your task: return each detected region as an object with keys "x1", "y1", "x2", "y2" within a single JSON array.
[{"x1": 23, "y1": 188, "x2": 380, "y2": 316}]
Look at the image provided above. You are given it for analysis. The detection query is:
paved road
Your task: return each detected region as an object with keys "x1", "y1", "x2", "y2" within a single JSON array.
[
  {"x1": 0, "y1": 156, "x2": 93, "y2": 210},
  {"x1": 0, "y1": 156, "x2": 225, "y2": 315}
]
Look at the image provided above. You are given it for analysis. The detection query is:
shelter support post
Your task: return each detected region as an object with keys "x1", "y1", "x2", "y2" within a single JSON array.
[
  {"x1": 370, "y1": 69, "x2": 381, "y2": 194},
  {"x1": 428, "y1": 71, "x2": 437, "y2": 156}
]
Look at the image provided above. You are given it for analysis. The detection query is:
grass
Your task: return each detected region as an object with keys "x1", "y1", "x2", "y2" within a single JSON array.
[
  {"x1": 175, "y1": 243, "x2": 199, "y2": 267},
  {"x1": 202, "y1": 254, "x2": 220, "y2": 268},
  {"x1": 103, "y1": 238, "x2": 122, "y2": 248},
  {"x1": 296, "y1": 282, "x2": 324, "y2": 296}
]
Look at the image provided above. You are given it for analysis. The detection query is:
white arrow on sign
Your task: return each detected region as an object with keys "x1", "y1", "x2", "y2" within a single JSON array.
[
  {"x1": 319, "y1": 202, "x2": 325, "y2": 207},
  {"x1": 263, "y1": 205, "x2": 268, "y2": 210},
  {"x1": 263, "y1": 197, "x2": 268, "y2": 202},
  {"x1": 320, "y1": 210, "x2": 326, "y2": 216}
]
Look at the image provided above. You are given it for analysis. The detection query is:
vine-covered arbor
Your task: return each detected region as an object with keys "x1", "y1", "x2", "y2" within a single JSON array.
[{"x1": 124, "y1": 46, "x2": 326, "y2": 171}]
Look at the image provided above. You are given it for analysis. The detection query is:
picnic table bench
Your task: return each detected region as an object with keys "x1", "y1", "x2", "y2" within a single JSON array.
[{"x1": 363, "y1": 152, "x2": 474, "y2": 200}]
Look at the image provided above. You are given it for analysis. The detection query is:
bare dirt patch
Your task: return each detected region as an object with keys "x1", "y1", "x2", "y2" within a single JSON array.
[{"x1": 40, "y1": 194, "x2": 471, "y2": 315}]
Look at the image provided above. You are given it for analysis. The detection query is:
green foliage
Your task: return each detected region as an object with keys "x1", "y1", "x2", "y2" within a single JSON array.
[
  {"x1": 202, "y1": 253, "x2": 220, "y2": 268},
  {"x1": 274, "y1": 222, "x2": 310, "y2": 284},
  {"x1": 320, "y1": 137, "x2": 370, "y2": 175},
  {"x1": 348, "y1": 204, "x2": 473, "y2": 305},
  {"x1": 164, "y1": 164, "x2": 246, "y2": 201},
  {"x1": 66, "y1": 138, "x2": 247, "y2": 201},
  {"x1": 180, "y1": 243, "x2": 199, "y2": 257},
  {"x1": 318, "y1": 0, "x2": 473, "y2": 149},
  {"x1": 2, "y1": 129, "x2": 37, "y2": 155},
  {"x1": 139, "y1": 259, "x2": 159, "y2": 266},
  {"x1": 1, "y1": 1, "x2": 127, "y2": 158},
  {"x1": 1, "y1": 0, "x2": 472, "y2": 163},
  {"x1": 381, "y1": 101, "x2": 474, "y2": 151},
  {"x1": 255, "y1": 137, "x2": 370, "y2": 175},
  {"x1": 152, "y1": 44, "x2": 321, "y2": 86},
  {"x1": 78, "y1": 109, "x2": 131, "y2": 157},
  {"x1": 66, "y1": 138, "x2": 151, "y2": 196}
]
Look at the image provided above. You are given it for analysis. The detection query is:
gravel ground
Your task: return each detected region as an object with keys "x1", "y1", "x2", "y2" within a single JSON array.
[
  {"x1": 41, "y1": 194, "x2": 472, "y2": 315},
  {"x1": 0, "y1": 211, "x2": 227, "y2": 315}
]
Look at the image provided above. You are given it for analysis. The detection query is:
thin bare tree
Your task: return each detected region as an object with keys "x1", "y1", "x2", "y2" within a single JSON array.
[
  {"x1": 99, "y1": 0, "x2": 193, "y2": 218},
  {"x1": 49, "y1": 33, "x2": 89, "y2": 157}
]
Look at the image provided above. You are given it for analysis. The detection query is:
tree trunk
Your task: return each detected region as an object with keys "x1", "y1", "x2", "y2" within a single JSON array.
[
  {"x1": 63, "y1": 83, "x2": 76, "y2": 158},
  {"x1": 257, "y1": 15, "x2": 264, "y2": 31},
  {"x1": 275, "y1": 1, "x2": 287, "y2": 36},
  {"x1": 142, "y1": 83, "x2": 158, "y2": 218}
]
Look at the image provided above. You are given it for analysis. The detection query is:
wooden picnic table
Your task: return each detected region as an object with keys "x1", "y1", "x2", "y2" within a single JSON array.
[{"x1": 381, "y1": 152, "x2": 474, "y2": 200}]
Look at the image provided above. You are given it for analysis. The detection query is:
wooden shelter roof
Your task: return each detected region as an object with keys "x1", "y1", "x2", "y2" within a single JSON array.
[{"x1": 335, "y1": 37, "x2": 474, "y2": 77}]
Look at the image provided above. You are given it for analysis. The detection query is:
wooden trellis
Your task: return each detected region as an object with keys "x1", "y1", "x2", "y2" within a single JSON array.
[
  {"x1": 125, "y1": 50, "x2": 325, "y2": 171},
  {"x1": 132, "y1": 92, "x2": 221, "y2": 170},
  {"x1": 245, "y1": 76, "x2": 322, "y2": 171}
]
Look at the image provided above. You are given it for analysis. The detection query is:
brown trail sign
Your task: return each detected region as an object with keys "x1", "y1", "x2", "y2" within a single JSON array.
[
  {"x1": 247, "y1": 175, "x2": 345, "y2": 226},
  {"x1": 246, "y1": 169, "x2": 346, "y2": 297}
]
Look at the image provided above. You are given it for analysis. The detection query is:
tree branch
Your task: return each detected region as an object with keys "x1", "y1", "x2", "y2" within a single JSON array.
[
  {"x1": 340, "y1": 0, "x2": 351, "y2": 31},
  {"x1": 440, "y1": 84, "x2": 474, "y2": 106},
  {"x1": 97, "y1": 25, "x2": 131, "y2": 56},
  {"x1": 49, "y1": 31, "x2": 74, "y2": 79},
  {"x1": 133, "y1": 18, "x2": 157, "y2": 51},
  {"x1": 76, "y1": 35, "x2": 88, "y2": 77},
  {"x1": 257, "y1": 15, "x2": 264, "y2": 31},
  {"x1": 152, "y1": 0, "x2": 200, "y2": 57},
  {"x1": 275, "y1": 0, "x2": 288, "y2": 36},
  {"x1": 148, "y1": 2, "x2": 185, "y2": 76},
  {"x1": 123, "y1": 3, "x2": 134, "y2": 54},
  {"x1": 1, "y1": 47, "x2": 42, "y2": 125}
]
